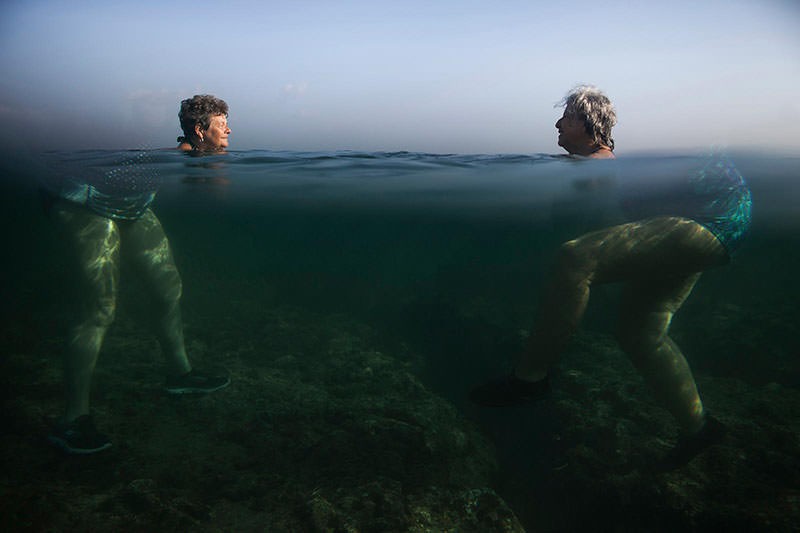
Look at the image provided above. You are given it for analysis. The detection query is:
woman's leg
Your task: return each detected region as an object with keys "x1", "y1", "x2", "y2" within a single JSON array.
[
  {"x1": 515, "y1": 217, "x2": 728, "y2": 381},
  {"x1": 121, "y1": 210, "x2": 191, "y2": 375},
  {"x1": 53, "y1": 204, "x2": 121, "y2": 422}
]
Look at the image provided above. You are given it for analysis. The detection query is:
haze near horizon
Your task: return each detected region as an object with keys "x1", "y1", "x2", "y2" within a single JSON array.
[{"x1": 1, "y1": 0, "x2": 798, "y2": 155}]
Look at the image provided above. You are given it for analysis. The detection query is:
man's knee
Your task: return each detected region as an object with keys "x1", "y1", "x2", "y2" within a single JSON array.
[
  {"x1": 550, "y1": 240, "x2": 597, "y2": 289},
  {"x1": 556, "y1": 239, "x2": 593, "y2": 271},
  {"x1": 616, "y1": 319, "x2": 668, "y2": 362},
  {"x1": 617, "y1": 310, "x2": 666, "y2": 348}
]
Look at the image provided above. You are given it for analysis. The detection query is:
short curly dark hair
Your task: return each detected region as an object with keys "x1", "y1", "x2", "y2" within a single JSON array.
[{"x1": 177, "y1": 94, "x2": 229, "y2": 144}]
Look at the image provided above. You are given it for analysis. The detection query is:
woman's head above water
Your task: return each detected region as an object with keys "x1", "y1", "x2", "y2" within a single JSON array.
[
  {"x1": 555, "y1": 85, "x2": 616, "y2": 158},
  {"x1": 178, "y1": 95, "x2": 231, "y2": 152}
]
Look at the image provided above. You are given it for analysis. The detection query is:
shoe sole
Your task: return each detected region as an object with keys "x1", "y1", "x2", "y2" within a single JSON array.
[
  {"x1": 165, "y1": 379, "x2": 230, "y2": 395},
  {"x1": 48, "y1": 435, "x2": 113, "y2": 455}
]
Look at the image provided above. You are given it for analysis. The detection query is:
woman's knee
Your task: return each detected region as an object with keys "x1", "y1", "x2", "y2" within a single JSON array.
[
  {"x1": 150, "y1": 269, "x2": 183, "y2": 309},
  {"x1": 83, "y1": 295, "x2": 117, "y2": 327},
  {"x1": 166, "y1": 273, "x2": 183, "y2": 305}
]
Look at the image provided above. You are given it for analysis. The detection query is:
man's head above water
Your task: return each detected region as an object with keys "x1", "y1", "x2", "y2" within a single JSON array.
[{"x1": 555, "y1": 85, "x2": 616, "y2": 158}]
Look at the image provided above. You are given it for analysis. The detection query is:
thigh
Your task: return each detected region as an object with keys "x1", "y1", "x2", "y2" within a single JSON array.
[
  {"x1": 568, "y1": 217, "x2": 728, "y2": 284},
  {"x1": 53, "y1": 202, "x2": 121, "y2": 296},
  {"x1": 617, "y1": 272, "x2": 701, "y2": 347},
  {"x1": 621, "y1": 272, "x2": 702, "y2": 320},
  {"x1": 120, "y1": 209, "x2": 180, "y2": 284}
]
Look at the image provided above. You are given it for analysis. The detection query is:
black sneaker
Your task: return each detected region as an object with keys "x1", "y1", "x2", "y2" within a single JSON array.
[
  {"x1": 657, "y1": 415, "x2": 727, "y2": 471},
  {"x1": 48, "y1": 415, "x2": 112, "y2": 454},
  {"x1": 469, "y1": 374, "x2": 552, "y2": 407},
  {"x1": 165, "y1": 369, "x2": 230, "y2": 395}
]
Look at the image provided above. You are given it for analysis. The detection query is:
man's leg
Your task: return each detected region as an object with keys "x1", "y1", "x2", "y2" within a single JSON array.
[
  {"x1": 516, "y1": 217, "x2": 728, "y2": 381},
  {"x1": 472, "y1": 217, "x2": 727, "y2": 406},
  {"x1": 617, "y1": 273, "x2": 705, "y2": 432}
]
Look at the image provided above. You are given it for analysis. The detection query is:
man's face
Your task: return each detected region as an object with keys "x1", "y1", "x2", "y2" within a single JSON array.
[{"x1": 555, "y1": 110, "x2": 590, "y2": 154}]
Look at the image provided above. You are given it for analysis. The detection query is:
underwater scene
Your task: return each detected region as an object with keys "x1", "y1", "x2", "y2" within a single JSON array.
[{"x1": 1, "y1": 149, "x2": 798, "y2": 531}]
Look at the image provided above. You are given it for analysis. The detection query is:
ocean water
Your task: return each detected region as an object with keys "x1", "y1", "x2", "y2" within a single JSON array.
[
  {"x1": 5, "y1": 149, "x2": 797, "y2": 364},
  {"x1": 1, "y1": 149, "x2": 798, "y2": 530}
]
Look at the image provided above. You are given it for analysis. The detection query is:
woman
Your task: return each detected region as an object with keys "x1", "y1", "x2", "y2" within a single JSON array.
[
  {"x1": 47, "y1": 95, "x2": 232, "y2": 454},
  {"x1": 177, "y1": 94, "x2": 231, "y2": 152},
  {"x1": 470, "y1": 86, "x2": 752, "y2": 468}
]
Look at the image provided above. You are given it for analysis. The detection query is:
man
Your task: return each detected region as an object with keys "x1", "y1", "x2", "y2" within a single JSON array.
[{"x1": 470, "y1": 85, "x2": 751, "y2": 468}]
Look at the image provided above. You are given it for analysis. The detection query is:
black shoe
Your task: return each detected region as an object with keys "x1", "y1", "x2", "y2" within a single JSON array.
[
  {"x1": 469, "y1": 374, "x2": 552, "y2": 407},
  {"x1": 658, "y1": 415, "x2": 727, "y2": 471},
  {"x1": 48, "y1": 415, "x2": 112, "y2": 455},
  {"x1": 165, "y1": 369, "x2": 230, "y2": 395}
]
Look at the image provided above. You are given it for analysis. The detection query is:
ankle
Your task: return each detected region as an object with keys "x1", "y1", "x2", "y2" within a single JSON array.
[
  {"x1": 169, "y1": 367, "x2": 192, "y2": 378},
  {"x1": 63, "y1": 411, "x2": 90, "y2": 425},
  {"x1": 682, "y1": 413, "x2": 708, "y2": 436}
]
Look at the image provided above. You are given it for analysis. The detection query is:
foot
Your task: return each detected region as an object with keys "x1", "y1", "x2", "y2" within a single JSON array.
[
  {"x1": 469, "y1": 374, "x2": 551, "y2": 407},
  {"x1": 48, "y1": 415, "x2": 112, "y2": 455},
  {"x1": 658, "y1": 415, "x2": 726, "y2": 471},
  {"x1": 165, "y1": 369, "x2": 230, "y2": 395}
]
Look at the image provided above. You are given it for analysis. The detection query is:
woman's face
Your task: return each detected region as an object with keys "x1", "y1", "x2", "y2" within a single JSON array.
[
  {"x1": 555, "y1": 110, "x2": 590, "y2": 154},
  {"x1": 199, "y1": 114, "x2": 231, "y2": 150}
]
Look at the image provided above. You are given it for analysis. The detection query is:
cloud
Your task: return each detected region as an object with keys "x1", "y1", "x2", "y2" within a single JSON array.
[
  {"x1": 0, "y1": 103, "x2": 45, "y2": 122},
  {"x1": 281, "y1": 82, "x2": 309, "y2": 98},
  {"x1": 126, "y1": 88, "x2": 183, "y2": 105},
  {"x1": 124, "y1": 88, "x2": 184, "y2": 130}
]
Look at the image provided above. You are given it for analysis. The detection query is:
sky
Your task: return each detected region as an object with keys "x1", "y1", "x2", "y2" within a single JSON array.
[{"x1": 1, "y1": 0, "x2": 799, "y2": 154}]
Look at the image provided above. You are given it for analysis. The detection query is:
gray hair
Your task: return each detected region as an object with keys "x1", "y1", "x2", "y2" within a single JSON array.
[{"x1": 559, "y1": 85, "x2": 616, "y2": 151}]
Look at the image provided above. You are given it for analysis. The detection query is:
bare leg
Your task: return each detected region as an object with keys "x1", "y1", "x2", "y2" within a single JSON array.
[
  {"x1": 515, "y1": 217, "x2": 728, "y2": 381},
  {"x1": 122, "y1": 210, "x2": 191, "y2": 375},
  {"x1": 54, "y1": 204, "x2": 121, "y2": 422},
  {"x1": 617, "y1": 274, "x2": 706, "y2": 433}
]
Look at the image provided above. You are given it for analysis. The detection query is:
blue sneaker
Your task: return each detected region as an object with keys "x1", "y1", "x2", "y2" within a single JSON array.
[
  {"x1": 165, "y1": 369, "x2": 230, "y2": 395},
  {"x1": 48, "y1": 415, "x2": 112, "y2": 454}
]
